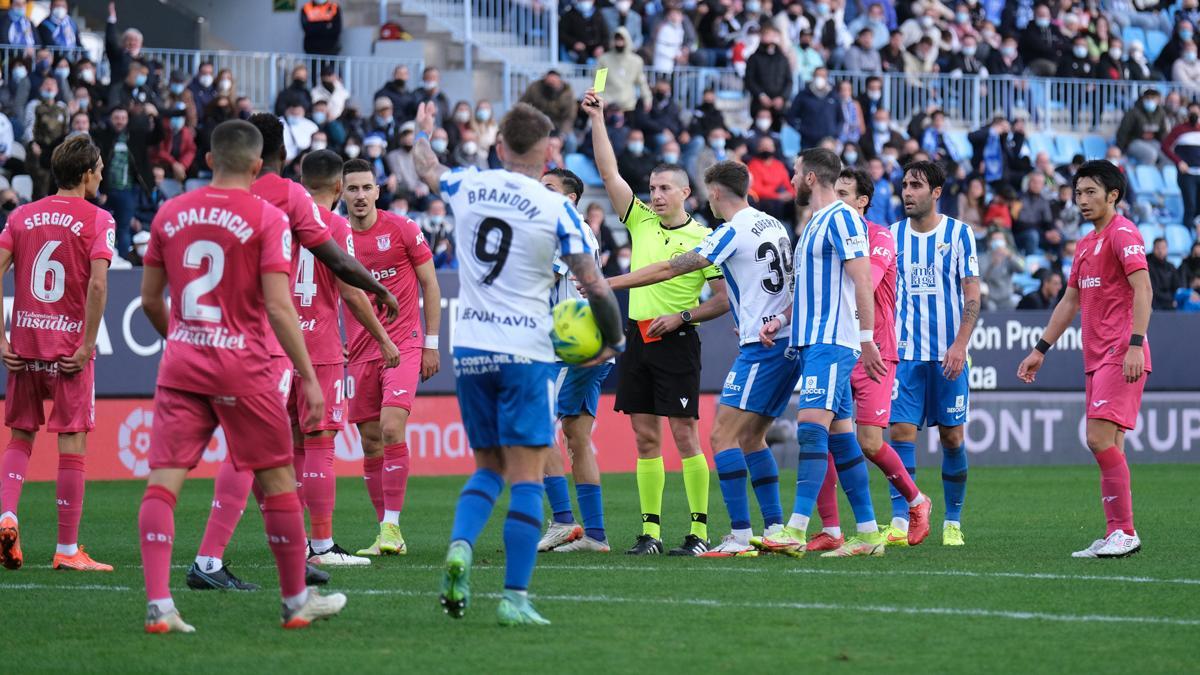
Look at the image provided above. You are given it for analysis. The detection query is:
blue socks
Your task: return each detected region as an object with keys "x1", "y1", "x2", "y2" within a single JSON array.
[
  {"x1": 890, "y1": 440, "x2": 917, "y2": 521},
  {"x1": 829, "y1": 433, "x2": 875, "y2": 526},
  {"x1": 543, "y1": 475, "x2": 575, "y2": 524},
  {"x1": 449, "y1": 469, "x2": 504, "y2": 545},
  {"x1": 575, "y1": 483, "x2": 605, "y2": 542},
  {"x1": 503, "y1": 482, "x2": 544, "y2": 592},
  {"x1": 942, "y1": 444, "x2": 968, "y2": 522},
  {"x1": 714, "y1": 448, "x2": 752, "y2": 531},
  {"x1": 745, "y1": 448, "x2": 783, "y2": 527},
  {"x1": 792, "y1": 423, "x2": 830, "y2": 519}
]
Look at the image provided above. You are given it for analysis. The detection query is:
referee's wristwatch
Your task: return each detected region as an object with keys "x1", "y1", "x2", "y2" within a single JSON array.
[{"x1": 680, "y1": 310, "x2": 693, "y2": 324}]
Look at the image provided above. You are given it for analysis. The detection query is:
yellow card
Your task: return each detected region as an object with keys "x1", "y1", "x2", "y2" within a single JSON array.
[{"x1": 593, "y1": 67, "x2": 608, "y2": 93}]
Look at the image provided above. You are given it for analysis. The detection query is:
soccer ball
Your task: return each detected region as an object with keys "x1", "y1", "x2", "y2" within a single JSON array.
[{"x1": 551, "y1": 299, "x2": 603, "y2": 364}]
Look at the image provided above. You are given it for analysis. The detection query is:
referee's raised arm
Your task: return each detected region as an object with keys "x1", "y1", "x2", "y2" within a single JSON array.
[{"x1": 582, "y1": 89, "x2": 634, "y2": 220}]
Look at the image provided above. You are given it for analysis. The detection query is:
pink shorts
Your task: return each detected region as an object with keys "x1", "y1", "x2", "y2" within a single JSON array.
[
  {"x1": 149, "y1": 385, "x2": 293, "y2": 472},
  {"x1": 851, "y1": 359, "x2": 897, "y2": 428},
  {"x1": 288, "y1": 363, "x2": 347, "y2": 433},
  {"x1": 347, "y1": 348, "x2": 421, "y2": 424},
  {"x1": 1086, "y1": 363, "x2": 1145, "y2": 431},
  {"x1": 4, "y1": 360, "x2": 95, "y2": 433}
]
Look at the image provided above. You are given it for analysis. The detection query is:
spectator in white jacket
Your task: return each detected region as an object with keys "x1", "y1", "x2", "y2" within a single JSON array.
[
  {"x1": 1174, "y1": 43, "x2": 1200, "y2": 99},
  {"x1": 311, "y1": 66, "x2": 350, "y2": 120}
]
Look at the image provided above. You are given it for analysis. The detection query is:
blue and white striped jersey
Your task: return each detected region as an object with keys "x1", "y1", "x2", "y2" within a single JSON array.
[
  {"x1": 694, "y1": 206, "x2": 793, "y2": 346},
  {"x1": 892, "y1": 214, "x2": 979, "y2": 362},
  {"x1": 550, "y1": 215, "x2": 601, "y2": 307},
  {"x1": 440, "y1": 167, "x2": 593, "y2": 362},
  {"x1": 790, "y1": 200, "x2": 869, "y2": 351}
]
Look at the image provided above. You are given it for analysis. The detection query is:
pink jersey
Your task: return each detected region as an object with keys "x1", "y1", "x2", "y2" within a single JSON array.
[
  {"x1": 867, "y1": 221, "x2": 898, "y2": 362},
  {"x1": 293, "y1": 206, "x2": 353, "y2": 365},
  {"x1": 0, "y1": 196, "x2": 114, "y2": 361},
  {"x1": 1068, "y1": 215, "x2": 1152, "y2": 374},
  {"x1": 344, "y1": 210, "x2": 432, "y2": 363},
  {"x1": 144, "y1": 186, "x2": 293, "y2": 396},
  {"x1": 252, "y1": 173, "x2": 333, "y2": 357}
]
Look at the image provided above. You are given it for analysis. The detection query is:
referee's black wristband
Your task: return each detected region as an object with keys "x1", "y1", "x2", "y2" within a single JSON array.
[
  {"x1": 1129, "y1": 334, "x2": 1145, "y2": 347},
  {"x1": 1035, "y1": 338, "x2": 1052, "y2": 354}
]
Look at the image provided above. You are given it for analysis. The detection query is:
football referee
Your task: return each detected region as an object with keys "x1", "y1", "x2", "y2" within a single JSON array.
[{"x1": 583, "y1": 88, "x2": 730, "y2": 557}]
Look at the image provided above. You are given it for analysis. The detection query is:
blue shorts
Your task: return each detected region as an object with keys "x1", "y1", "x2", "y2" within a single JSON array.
[
  {"x1": 891, "y1": 360, "x2": 970, "y2": 428},
  {"x1": 720, "y1": 340, "x2": 803, "y2": 418},
  {"x1": 453, "y1": 348, "x2": 557, "y2": 449},
  {"x1": 793, "y1": 343, "x2": 859, "y2": 421},
  {"x1": 555, "y1": 361, "x2": 613, "y2": 418}
]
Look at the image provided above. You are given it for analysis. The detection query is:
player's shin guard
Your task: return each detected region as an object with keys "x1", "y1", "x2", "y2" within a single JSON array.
[
  {"x1": 889, "y1": 440, "x2": 917, "y2": 521},
  {"x1": 1095, "y1": 446, "x2": 1134, "y2": 535},
  {"x1": 544, "y1": 475, "x2": 575, "y2": 525},
  {"x1": 636, "y1": 457, "x2": 665, "y2": 538},
  {"x1": 791, "y1": 423, "x2": 831, "y2": 522},
  {"x1": 139, "y1": 485, "x2": 177, "y2": 603},
  {"x1": 303, "y1": 436, "x2": 336, "y2": 541},
  {"x1": 575, "y1": 483, "x2": 605, "y2": 541},
  {"x1": 0, "y1": 438, "x2": 32, "y2": 515},
  {"x1": 681, "y1": 454, "x2": 710, "y2": 540},
  {"x1": 745, "y1": 448, "x2": 782, "y2": 527},
  {"x1": 816, "y1": 454, "x2": 840, "y2": 527},
  {"x1": 830, "y1": 433, "x2": 876, "y2": 528},
  {"x1": 363, "y1": 456, "x2": 384, "y2": 522},
  {"x1": 56, "y1": 454, "x2": 86, "y2": 548},
  {"x1": 503, "y1": 482, "x2": 544, "y2": 591},
  {"x1": 262, "y1": 492, "x2": 308, "y2": 599},
  {"x1": 198, "y1": 461, "x2": 253, "y2": 559},
  {"x1": 714, "y1": 449, "x2": 752, "y2": 532},
  {"x1": 942, "y1": 444, "x2": 968, "y2": 522},
  {"x1": 292, "y1": 448, "x2": 306, "y2": 508},
  {"x1": 382, "y1": 443, "x2": 410, "y2": 525},
  {"x1": 449, "y1": 469, "x2": 504, "y2": 546}
]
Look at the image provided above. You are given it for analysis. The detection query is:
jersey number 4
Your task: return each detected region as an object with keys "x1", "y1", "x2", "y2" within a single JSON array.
[
  {"x1": 474, "y1": 217, "x2": 512, "y2": 285},
  {"x1": 293, "y1": 248, "x2": 318, "y2": 307}
]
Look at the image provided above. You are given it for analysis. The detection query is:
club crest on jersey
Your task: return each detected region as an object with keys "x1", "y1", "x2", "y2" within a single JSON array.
[
  {"x1": 936, "y1": 242, "x2": 950, "y2": 254},
  {"x1": 377, "y1": 234, "x2": 391, "y2": 251}
]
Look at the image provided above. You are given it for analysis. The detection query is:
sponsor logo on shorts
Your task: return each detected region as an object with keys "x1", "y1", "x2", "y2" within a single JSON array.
[
  {"x1": 723, "y1": 371, "x2": 742, "y2": 392},
  {"x1": 946, "y1": 394, "x2": 967, "y2": 416},
  {"x1": 799, "y1": 375, "x2": 827, "y2": 400}
]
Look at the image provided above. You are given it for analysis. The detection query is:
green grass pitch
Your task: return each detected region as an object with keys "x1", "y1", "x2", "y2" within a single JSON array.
[{"x1": 3, "y1": 465, "x2": 1198, "y2": 673}]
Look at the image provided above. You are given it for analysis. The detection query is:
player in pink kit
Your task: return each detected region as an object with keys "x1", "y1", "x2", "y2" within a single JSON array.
[
  {"x1": 0, "y1": 136, "x2": 114, "y2": 572},
  {"x1": 188, "y1": 114, "x2": 399, "y2": 590},
  {"x1": 341, "y1": 158, "x2": 441, "y2": 557},
  {"x1": 808, "y1": 168, "x2": 931, "y2": 553},
  {"x1": 296, "y1": 150, "x2": 401, "y2": 566},
  {"x1": 137, "y1": 120, "x2": 346, "y2": 633},
  {"x1": 1019, "y1": 160, "x2": 1151, "y2": 559}
]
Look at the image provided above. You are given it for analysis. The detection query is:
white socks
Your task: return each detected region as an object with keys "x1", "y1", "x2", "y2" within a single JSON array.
[
  {"x1": 383, "y1": 510, "x2": 401, "y2": 526},
  {"x1": 786, "y1": 514, "x2": 810, "y2": 532},
  {"x1": 56, "y1": 543, "x2": 78, "y2": 556},
  {"x1": 856, "y1": 521, "x2": 878, "y2": 534},
  {"x1": 310, "y1": 538, "x2": 334, "y2": 554},
  {"x1": 891, "y1": 517, "x2": 910, "y2": 533},
  {"x1": 194, "y1": 555, "x2": 222, "y2": 572},
  {"x1": 822, "y1": 526, "x2": 842, "y2": 538}
]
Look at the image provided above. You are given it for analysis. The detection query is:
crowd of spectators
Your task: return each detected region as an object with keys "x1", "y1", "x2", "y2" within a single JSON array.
[{"x1": 2, "y1": 0, "x2": 1199, "y2": 309}]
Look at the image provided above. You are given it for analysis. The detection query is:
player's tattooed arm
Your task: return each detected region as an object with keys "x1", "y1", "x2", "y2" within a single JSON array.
[
  {"x1": 944, "y1": 276, "x2": 981, "y2": 380},
  {"x1": 310, "y1": 239, "x2": 399, "y2": 321},
  {"x1": 413, "y1": 101, "x2": 450, "y2": 193},
  {"x1": 606, "y1": 251, "x2": 708, "y2": 290},
  {"x1": 564, "y1": 252, "x2": 625, "y2": 353}
]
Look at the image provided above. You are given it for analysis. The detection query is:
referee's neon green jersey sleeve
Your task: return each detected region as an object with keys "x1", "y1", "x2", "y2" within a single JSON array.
[{"x1": 621, "y1": 198, "x2": 723, "y2": 321}]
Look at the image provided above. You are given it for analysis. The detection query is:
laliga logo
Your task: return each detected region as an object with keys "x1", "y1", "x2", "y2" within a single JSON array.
[{"x1": 119, "y1": 408, "x2": 228, "y2": 477}]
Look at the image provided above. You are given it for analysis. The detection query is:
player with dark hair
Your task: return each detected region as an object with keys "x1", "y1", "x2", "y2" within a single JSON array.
[
  {"x1": 1019, "y1": 160, "x2": 1150, "y2": 558},
  {"x1": 889, "y1": 159, "x2": 980, "y2": 547},
  {"x1": 414, "y1": 100, "x2": 624, "y2": 625},
  {"x1": 808, "y1": 168, "x2": 932, "y2": 554},
  {"x1": 137, "y1": 119, "x2": 346, "y2": 632},
  {"x1": 0, "y1": 135, "x2": 114, "y2": 572}
]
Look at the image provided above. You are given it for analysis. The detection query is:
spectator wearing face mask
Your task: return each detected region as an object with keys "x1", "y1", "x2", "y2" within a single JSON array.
[
  {"x1": 108, "y1": 60, "x2": 160, "y2": 111},
  {"x1": 445, "y1": 100, "x2": 473, "y2": 150},
  {"x1": 281, "y1": 102, "x2": 319, "y2": 163},
  {"x1": 695, "y1": 0, "x2": 739, "y2": 67},
  {"x1": 215, "y1": 68, "x2": 237, "y2": 102},
  {"x1": 419, "y1": 199, "x2": 457, "y2": 269},
  {"x1": 601, "y1": 0, "x2": 642, "y2": 50},
  {"x1": 309, "y1": 100, "x2": 345, "y2": 150},
  {"x1": 187, "y1": 62, "x2": 217, "y2": 115},
  {"x1": 746, "y1": 135, "x2": 795, "y2": 226},
  {"x1": 470, "y1": 100, "x2": 498, "y2": 154},
  {"x1": 451, "y1": 127, "x2": 487, "y2": 170},
  {"x1": 1117, "y1": 90, "x2": 1169, "y2": 167},
  {"x1": 811, "y1": 0, "x2": 853, "y2": 59},
  {"x1": 617, "y1": 128, "x2": 655, "y2": 195},
  {"x1": 560, "y1": 0, "x2": 609, "y2": 65},
  {"x1": 978, "y1": 229, "x2": 1024, "y2": 310},
  {"x1": 311, "y1": 66, "x2": 350, "y2": 120},
  {"x1": 1, "y1": 0, "x2": 35, "y2": 47},
  {"x1": 274, "y1": 64, "x2": 313, "y2": 116},
  {"x1": 692, "y1": 128, "x2": 730, "y2": 209},
  {"x1": 152, "y1": 109, "x2": 195, "y2": 183},
  {"x1": 365, "y1": 96, "x2": 398, "y2": 149},
  {"x1": 899, "y1": 2, "x2": 947, "y2": 48},
  {"x1": 1019, "y1": 4, "x2": 1063, "y2": 77},
  {"x1": 429, "y1": 127, "x2": 451, "y2": 165},
  {"x1": 24, "y1": 77, "x2": 68, "y2": 197},
  {"x1": 792, "y1": 28, "x2": 826, "y2": 83},
  {"x1": 597, "y1": 27, "x2": 650, "y2": 113},
  {"x1": 164, "y1": 70, "x2": 198, "y2": 130},
  {"x1": 745, "y1": 26, "x2": 792, "y2": 129},
  {"x1": 300, "y1": 0, "x2": 342, "y2": 55},
  {"x1": 786, "y1": 67, "x2": 841, "y2": 150},
  {"x1": 847, "y1": 2, "x2": 890, "y2": 51},
  {"x1": 1174, "y1": 43, "x2": 1200, "y2": 99},
  {"x1": 1158, "y1": 20, "x2": 1196, "y2": 75},
  {"x1": 362, "y1": 132, "x2": 397, "y2": 207},
  {"x1": 38, "y1": 0, "x2": 79, "y2": 48},
  {"x1": 374, "y1": 65, "x2": 415, "y2": 121},
  {"x1": 385, "y1": 122, "x2": 431, "y2": 208},
  {"x1": 417, "y1": 66, "x2": 450, "y2": 126}
]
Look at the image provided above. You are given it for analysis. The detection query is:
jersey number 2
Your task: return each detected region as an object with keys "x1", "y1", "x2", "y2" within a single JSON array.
[
  {"x1": 474, "y1": 218, "x2": 512, "y2": 285},
  {"x1": 182, "y1": 240, "x2": 225, "y2": 322}
]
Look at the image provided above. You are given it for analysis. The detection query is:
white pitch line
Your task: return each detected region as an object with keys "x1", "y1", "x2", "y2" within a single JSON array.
[{"x1": 4, "y1": 582, "x2": 1199, "y2": 628}]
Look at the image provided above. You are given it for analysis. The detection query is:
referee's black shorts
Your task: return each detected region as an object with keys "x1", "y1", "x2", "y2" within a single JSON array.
[{"x1": 614, "y1": 319, "x2": 701, "y2": 419}]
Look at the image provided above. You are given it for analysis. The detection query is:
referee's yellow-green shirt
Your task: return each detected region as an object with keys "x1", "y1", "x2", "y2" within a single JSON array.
[{"x1": 621, "y1": 198, "x2": 723, "y2": 321}]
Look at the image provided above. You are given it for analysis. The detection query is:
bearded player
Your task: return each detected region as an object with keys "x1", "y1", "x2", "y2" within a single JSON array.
[
  {"x1": 0, "y1": 135, "x2": 114, "y2": 572},
  {"x1": 1019, "y1": 160, "x2": 1150, "y2": 559},
  {"x1": 341, "y1": 158, "x2": 441, "y2": 557}
]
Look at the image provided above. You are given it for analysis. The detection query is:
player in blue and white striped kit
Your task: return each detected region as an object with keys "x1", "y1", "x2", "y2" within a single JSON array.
[
  {"x1": 889, "y1": 160, "x2": 981, "y2": 547},
  {"x1": 755, "y1": 148, "x2": 889, "y2": 557}
]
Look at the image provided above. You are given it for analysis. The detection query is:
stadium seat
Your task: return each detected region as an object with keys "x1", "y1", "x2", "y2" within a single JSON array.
[
  {"x1": 1123, "y1": 27, "x2": 1147, "y2": 53},
  {"x1": 1134, "y1": 165, "x2": 1166, "y2": 196},
  {"x1": 1079, "y1": 222, "x2": 1095, "y2": 239},
  {"x1": 565, "y1": 153, "x2": 604, "y2": 188},
  {"x1": 1166, "y1": 224, "x2": 1194, "y2": 255},
  {"x1": 1025, "y1": 133, "x2": 1054, "y2": 160},
  {"x1": 11, "y1": 174, "x2": 32, "y2": 202},
  {"x1": 185, "y1": 178, "x2": 211, "y2": 192},
  {"x1": 781, "y1": 125, "x2": 801, "y2": 160},
  {"x1": 1140, "y1": 224, "x2": 1165, "y2": 246},
  {"x1": 1161, "y1": 165, "x2": 1182, "y2": 196},
  {"x1": 1165, "y1": 194, "x2": 1185, "y2": 223},
  {"x1": 1082, "y1": 135, "x2": 1109, "y2": 160},
  {"x1": 1011, "y1": 271, "x2": 1038, "y2": 296},
  {"x1": 1145, "y1": 30, "x2": 1169, "y2": 62},
  {"x1": 160, "y1": 179, "x2": 184, "y2": 198},
  {"x1": 1025, "y1": 253, "x2": 1051, "y2": 274},
  {"x1": 1054, "y1": 135, "x2": 1084, "y2": 165}
]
